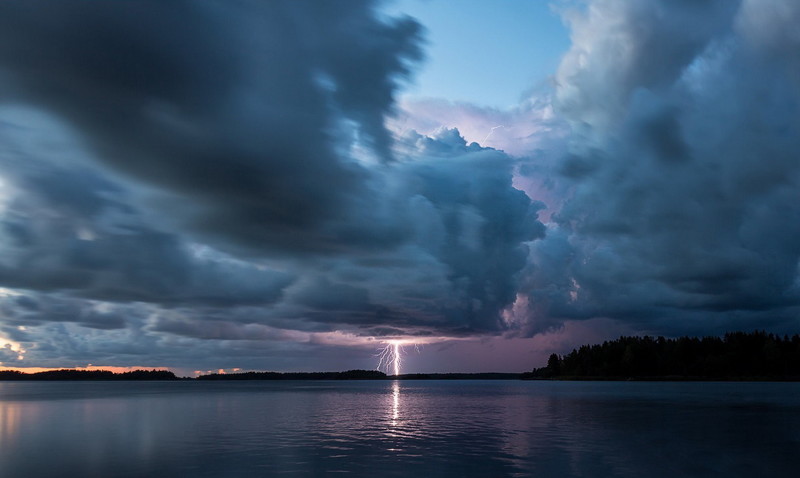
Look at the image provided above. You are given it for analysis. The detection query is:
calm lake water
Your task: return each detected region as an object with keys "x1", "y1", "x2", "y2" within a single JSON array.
[{"x1": 0, "y1": 380, "x2": 798, "y2": 477}]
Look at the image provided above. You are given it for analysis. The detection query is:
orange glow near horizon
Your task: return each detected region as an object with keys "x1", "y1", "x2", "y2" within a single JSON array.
[{"x1": 0, "y1": 365, "x2": 171, "y2": 374}]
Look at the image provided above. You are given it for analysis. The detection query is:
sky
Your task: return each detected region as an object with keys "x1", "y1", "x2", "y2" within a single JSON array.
[
  {"x1": 387, "y1": 0, "x2": 570, "y2": 108},
  {"x1": 0, "y1": 0, "x2": 799, "y2": 376}
]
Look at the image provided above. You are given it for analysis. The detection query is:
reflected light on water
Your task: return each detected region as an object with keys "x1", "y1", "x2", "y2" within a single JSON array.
[
  {"x1": 0, "y1": 401, "x2": 20, "y2": 448},
  {"x1": 1, "y1": 381, "x2": 799, "y2": 477},
  {"x1": 391, "y1": 381, "x2": 400, "y2": 425}
]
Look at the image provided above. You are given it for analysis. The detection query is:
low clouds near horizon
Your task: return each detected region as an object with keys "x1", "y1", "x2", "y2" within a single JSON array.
[{"x1": 0, "y1": 0, "x2": 799, "y2": 372}]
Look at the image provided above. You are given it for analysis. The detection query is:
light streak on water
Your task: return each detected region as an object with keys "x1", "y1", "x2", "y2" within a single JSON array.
[{"x1": 391, "y1": 381, "x2": 400, "y2": 424}]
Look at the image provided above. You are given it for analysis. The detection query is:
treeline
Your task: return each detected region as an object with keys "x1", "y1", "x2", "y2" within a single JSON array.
[
  {"x1": 526, "y1": 331, "x2": 800, "y2": 380},
  {"x1": 196, "y1": 370, "x2": 387, "y2": 380},
  {"x1": 195, "y1": 371, "x2": 524, "y2": 380},
  {"x1": 397, "y1": 373, "x2": 520, "y2": 380},
  {"x1": 0, "y1": 369, "x2": 522, "y2": 381},
  {"x1": 0, "y1": 369, "x2": 178, "y2": 381}
]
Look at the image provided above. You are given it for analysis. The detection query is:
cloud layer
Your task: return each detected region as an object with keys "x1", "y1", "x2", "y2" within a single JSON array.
[
  {"x1": 518, "y1": 0, "x2": 800, "y2": 336},
  {"x1": 0, "y1": 0, "x2": 544, "y2": 370},
  {"x1": 0, "y1": 0, "x2": 798, "y2": 372}
]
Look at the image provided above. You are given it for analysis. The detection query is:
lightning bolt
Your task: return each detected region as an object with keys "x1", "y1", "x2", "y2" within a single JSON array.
[
  {"x1": 482, "y1": 124, "x2": 505, "y2": 144},
  {"x1": 376, "y1": 341, "x2": 408, "y2": 376}
]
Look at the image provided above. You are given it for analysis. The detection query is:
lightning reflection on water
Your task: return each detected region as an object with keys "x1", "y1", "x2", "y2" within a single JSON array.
[{"x1": 391, "y1": 381, "x2": 399, "y2": 424}]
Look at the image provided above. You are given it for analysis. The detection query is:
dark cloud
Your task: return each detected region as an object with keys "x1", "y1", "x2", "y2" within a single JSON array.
[
  {"x1": 520, "y1": 0, "x2": 800, "y2": 336},
  {"x1": 5, "y1": 0, "x2": 795, "y2": 372},
  {"x1": 255, "y1": 129, "x2": 545, "y2": 337},
  {"x1": 0, "y1": 120, "x2": 294, "y2": 307},
  {"x1": 0, "y1": 0, "x2": 422, "y2": 256},
  {"x1": 288, "y1": 277, "x2": 372, "y2": 313},
  {"x1": 1, "y1": 294, "x2": 129, "y2": 330},
  {"x1": 391, "y1": 129, "x2": 545, "y2": 332},
  {"x1": 0, "y1": 1, "x2": 544, "y2": 370}
]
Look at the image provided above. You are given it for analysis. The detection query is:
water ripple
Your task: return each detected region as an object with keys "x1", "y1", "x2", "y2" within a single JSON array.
[{"x1": 1, "y1": 381, "x2": 799, "y2": 477}]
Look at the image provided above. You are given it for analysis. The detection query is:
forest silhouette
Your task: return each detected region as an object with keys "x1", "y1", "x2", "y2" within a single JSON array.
[
  {"x1": 0, "y1": 369, "x2": 177, "y2": 381},
  {"x1": 526, "y1": 331, "x2": 800, "y2": 380}
]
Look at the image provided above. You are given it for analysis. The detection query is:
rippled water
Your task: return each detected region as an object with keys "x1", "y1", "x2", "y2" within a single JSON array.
[{"x1": 1, "y1": 380, "x2": 798, "y2": 477}]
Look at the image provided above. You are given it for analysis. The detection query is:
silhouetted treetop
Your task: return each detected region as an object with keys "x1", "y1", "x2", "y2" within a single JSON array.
[{"x1": 528, "y1": 331, "x2": 800, "y2": 380}]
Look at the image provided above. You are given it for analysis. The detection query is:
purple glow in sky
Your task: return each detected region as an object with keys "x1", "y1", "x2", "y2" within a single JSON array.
[{"x1": 0, "y1": 0, "x2": 799, "y2": 375}]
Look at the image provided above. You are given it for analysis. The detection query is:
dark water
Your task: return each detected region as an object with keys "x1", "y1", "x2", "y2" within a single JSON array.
[{"x1": 1, "y1": 380, "x2": 798, "y2": 477}]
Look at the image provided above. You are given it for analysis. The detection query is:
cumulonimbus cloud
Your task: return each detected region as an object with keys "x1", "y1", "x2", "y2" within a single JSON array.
[
  {"x1": 0, "y1": 0, "x2": 544, "y2": 369},
  {"x1": 1, "y1": 0, "x2": 797, "y2": 372},
  {"x1": 518, "y1": 0, "x2": 800, "y2": 336}
]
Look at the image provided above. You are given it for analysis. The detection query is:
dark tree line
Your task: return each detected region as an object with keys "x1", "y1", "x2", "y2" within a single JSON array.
[
  {"x1": 197, "y1": 371, "x2": 528, "y2": 380},
  {"x1": 527, "y1": 331, "x2": 800, "y2": 380},
  {"x1": 196, "y1": 370, "x2": 387, "y2": 380},
  {"x1": 0, "y1": 369, "x2": 178, "y2": 381},
  {"x1": 397, "y1": 373, "x2": 520, "y2": 380}
]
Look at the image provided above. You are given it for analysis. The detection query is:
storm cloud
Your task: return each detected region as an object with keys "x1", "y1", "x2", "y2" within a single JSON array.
[
  {"x1": 518, "y1": 0, "x2": 800, "y2": 336},
  {"x1": 0, "y1": 0, "x2": 426, "y2": 255},
  {"x1": 0, "y1": 0, "x2": 545, "y2": 370}
]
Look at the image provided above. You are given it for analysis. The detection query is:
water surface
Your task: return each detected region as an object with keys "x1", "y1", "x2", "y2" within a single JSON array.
[{"x1": 1, "y1": 380, "x2": 797, "y2": 477}]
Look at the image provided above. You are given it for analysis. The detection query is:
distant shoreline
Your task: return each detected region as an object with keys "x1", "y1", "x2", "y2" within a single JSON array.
[
  {"x1": 2, "y1": 369, "x2": 799, "y2": 382},
  {"x1": 0, "y1": 369, "x2": 524, "y2": 381},
  {"x1": 5, "y1": 330, "x2": 799, "y2": 382}
]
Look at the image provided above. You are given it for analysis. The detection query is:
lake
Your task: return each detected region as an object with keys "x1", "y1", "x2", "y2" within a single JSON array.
[{"x1": 0, "y1": 380, "x2": 797, "y2": 477}]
